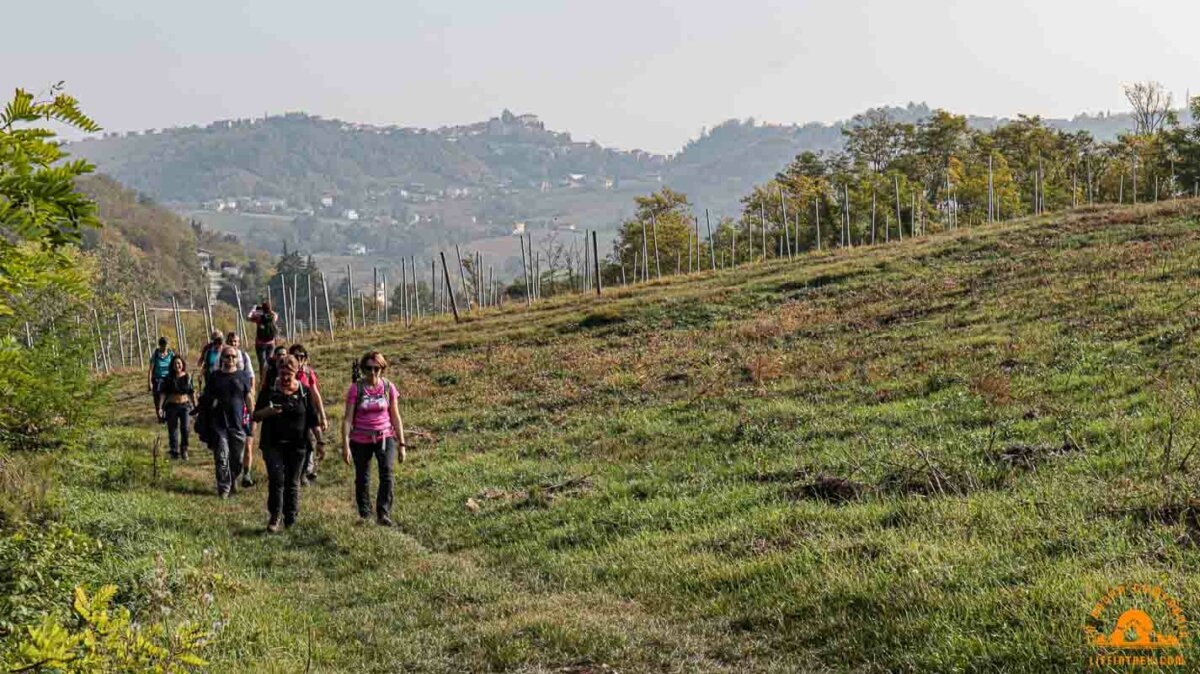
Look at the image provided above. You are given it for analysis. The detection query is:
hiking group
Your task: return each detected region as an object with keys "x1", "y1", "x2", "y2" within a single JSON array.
[{"x1": 148, "y1": 300, "x2": 407, "y2": 533}]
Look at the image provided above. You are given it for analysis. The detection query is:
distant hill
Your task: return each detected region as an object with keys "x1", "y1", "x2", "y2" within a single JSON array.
[{"x1": 70, "y1": 104, "x2": 1143, "y2": 261}]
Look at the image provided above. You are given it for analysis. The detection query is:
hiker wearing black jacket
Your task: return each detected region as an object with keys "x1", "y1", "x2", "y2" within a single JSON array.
[{"x1": 253, "y1": 354, "x2": 317, "y2": 532}]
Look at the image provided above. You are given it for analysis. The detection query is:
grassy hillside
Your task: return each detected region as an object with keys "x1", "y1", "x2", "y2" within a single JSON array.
[
  {"x1": 41, "y1": 201, "x2": 1200, "y2": 671},
  {"x1": 77, "y1": 174, "x2": 257, "y2": 300}
]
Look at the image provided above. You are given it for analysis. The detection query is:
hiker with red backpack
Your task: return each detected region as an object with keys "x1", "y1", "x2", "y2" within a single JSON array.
[
  {"x1": 288, "y1": 344, "x2": 328, "y2": 484},
  {"x1": 341, "y1": 351, "x2": 406, "y2": 526}
]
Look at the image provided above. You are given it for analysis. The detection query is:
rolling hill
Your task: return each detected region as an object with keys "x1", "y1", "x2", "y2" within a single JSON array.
[
  {"x1": 69, "y1": 104, "x2": 1146, "y2": 262},
  {"x1": 41, "y1": 198, "x2": 1200, "y2": 671}
]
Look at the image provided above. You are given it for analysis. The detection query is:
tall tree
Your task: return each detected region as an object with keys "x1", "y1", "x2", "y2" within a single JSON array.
[
  {"x1": 1124, "y1": 81, "x2": 1174, "y2": 136},
  {"x1": 0, "y1": 84, "x2": 101, "y2": 317}
]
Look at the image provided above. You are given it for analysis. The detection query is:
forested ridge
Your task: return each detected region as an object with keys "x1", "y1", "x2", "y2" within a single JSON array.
[{"x1": 71, "y1": 103, "x2": 1153, "y2": 229}]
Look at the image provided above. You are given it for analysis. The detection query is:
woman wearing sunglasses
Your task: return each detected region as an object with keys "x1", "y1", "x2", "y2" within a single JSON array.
[
  {"x1": 159, "y1": 355, "x2": 197, "y2": 460},
  {"x1": 342, "y1": 351, "x2": 406, "y2": 526},
  {"x1": 199, "y1": 346, "x2": 255, "y2": 497},
  {"x1": 253, "y1": 354, "x2": 318, "y2": 532}
]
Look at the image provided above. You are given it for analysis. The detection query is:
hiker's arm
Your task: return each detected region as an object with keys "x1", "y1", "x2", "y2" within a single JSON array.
[
  {"x1": 251, "y1": 399, "x2": 276, "y2": 421},
  {"x1": 390, "y1": 389, "x2": 406, "y2": 463},
  {"x1": 341, "y1": 396, "x2": 354, "y2": 464},
  {"x1": 311, "y1": 385, "x2": 327, "y2": 429}
]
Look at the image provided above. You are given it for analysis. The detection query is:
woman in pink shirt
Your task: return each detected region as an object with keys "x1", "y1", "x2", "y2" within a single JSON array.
[{"x1": 341, "y1": 351, "x2": 407, "y2": 526}]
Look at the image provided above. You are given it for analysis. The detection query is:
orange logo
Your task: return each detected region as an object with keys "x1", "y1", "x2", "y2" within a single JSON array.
[{"x1": 1086, "y1": 584, "x2": 1188, "y2": 668}]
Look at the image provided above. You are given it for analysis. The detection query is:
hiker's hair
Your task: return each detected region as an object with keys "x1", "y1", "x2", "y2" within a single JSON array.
[
  {"x1": 288, "y1": 343, "x2": 308, "y2": 358},
  {"x1": 277, "y1": 354, "x2": 299, "y2": 373},
  {"x1": 225, "y1": 331, "x2": 239, "y2": 343},
  {"x1": 210, "y1": 331, "x2": 223, "y2": 342},
  {"x1": 158, "y1": 337, "x2": 168, "y2": 347},
  {"x1": 170, "y1": 355, "x2": 187, "y2": 373},
  {"x1": 359, "y1": 351, "x2": 388, "y2": 372},
  {"x1": 261, "y1": 300, "x2": 272, "y2": 312}
]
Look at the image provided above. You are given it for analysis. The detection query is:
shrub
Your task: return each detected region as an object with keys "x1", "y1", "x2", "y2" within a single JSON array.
[
  {"x1": 0, "y1": 524, "x2": 99, "y2": 639},
  {"x1": 0, "y1": 326, "x2": 108, "y2": 453},
  {"x1": 5, "y1": 585, "x2": 210, "y2": 673}
]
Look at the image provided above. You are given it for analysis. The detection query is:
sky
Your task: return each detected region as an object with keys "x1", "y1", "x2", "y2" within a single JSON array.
[{"x1": 4, "y1": 0, "x2": 1200, "y2": 154}]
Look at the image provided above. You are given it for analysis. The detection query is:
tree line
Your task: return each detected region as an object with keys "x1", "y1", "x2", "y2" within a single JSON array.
[{"x1": 609, "y1": 82, "x2": 1200, "y2": 272}]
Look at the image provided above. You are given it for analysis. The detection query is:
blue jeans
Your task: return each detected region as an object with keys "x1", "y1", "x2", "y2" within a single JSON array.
[
  {"x1": 350, "y1": 437, "x2": 396, "y2": 519},
  {"x1": 255, "y1": 344, "x2": 272, "y2": 375},
  {"x1": 163, "y1": 402, "x2": 190, "y2": 456},
  {"x1": 208, "y1": 426, "x2": 246, "y2": 495}
]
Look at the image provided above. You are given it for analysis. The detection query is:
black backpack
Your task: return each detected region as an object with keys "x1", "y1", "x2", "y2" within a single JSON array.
[{"x1": 257, "y1": 311, "x2": 277, "y2": 341}]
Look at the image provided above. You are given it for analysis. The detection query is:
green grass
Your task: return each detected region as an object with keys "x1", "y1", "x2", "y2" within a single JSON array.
[{"x1": 48, "y1": 201, "x2": 1200, "y2": 671}]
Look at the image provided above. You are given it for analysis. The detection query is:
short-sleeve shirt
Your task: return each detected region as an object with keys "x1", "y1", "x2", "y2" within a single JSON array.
[
  {"x1": 235, "y1": 349, "x2": 255, "y2": 378},
  {"x1": 151, "y1": 349, "x2": 174, "y2": 379},
  {"x1": 346, "y1": 380, "x2": 397, "y2": 443},
  {"x1": 297, "y1": 365, "x2": 319, "y2": 392},
  {"x1": 203, "y1": 345, "x2": 222, "y2": 374},
  {"x1": 204, "y1": 369, "x2": 253, "y2": 431}
]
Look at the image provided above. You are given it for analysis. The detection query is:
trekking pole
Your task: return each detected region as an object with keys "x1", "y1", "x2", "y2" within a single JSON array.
[{"x1": 151, "y1": 434, "x2": 160, "y2": 485}]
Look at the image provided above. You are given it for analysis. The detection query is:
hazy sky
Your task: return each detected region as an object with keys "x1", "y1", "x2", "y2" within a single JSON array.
[{"x1": 5, "y1": 0, "x2": 1199, "y2": 153}]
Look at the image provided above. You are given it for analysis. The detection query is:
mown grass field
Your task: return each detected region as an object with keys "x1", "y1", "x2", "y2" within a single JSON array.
[{"x1": 60, "y1": 201, "x2": 1200, "y2": 671}]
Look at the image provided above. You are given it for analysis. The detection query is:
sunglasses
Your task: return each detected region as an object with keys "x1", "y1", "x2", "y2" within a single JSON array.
[{"x1": 221, "y1": 354, "x2": 237, "y2": 360}]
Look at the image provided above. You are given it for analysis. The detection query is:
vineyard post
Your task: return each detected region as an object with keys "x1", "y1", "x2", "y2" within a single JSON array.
[
  {"x1": 454, "y1": 245, "x2": 471, "y2": 312},
  {"x1": 592, "y1": 231, "x2": 602, "y2": 295},
  {"x1": 116, "y1": 312, "x2": 127, "y2": 368},
  {"x1": 705, "y1": 209, "x2": 716, "y2": 271},
  {"x1": 440, "y1": 252, "x2": 460, "y2": 322},
  {"x1": 133, "y1": 300, "x2": 145, "y2": 368},
  {"x1": 651, "y1": 216, "x2": 662, "y2": 279},
  {"x1": 321, "y1": 273, "x2": 334, "y2": 339},
  {"x1": 779, "y1": 187, "x2": 792, "y2": 259}
]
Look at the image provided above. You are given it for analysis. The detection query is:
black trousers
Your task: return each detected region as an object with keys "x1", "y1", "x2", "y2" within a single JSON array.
[
  {"x1": 350, "y1": 437, "x2": 396, "y2": 519},
  {"x1": 263, "y1": 442, "x2": 305, "y2": 524}
]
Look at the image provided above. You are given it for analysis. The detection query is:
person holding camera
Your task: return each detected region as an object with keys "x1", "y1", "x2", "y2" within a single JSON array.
[
  {"x1": 253, "y1": 354, "x2": 318, "y2": 532},
  {"x1": 342, "y1": 351, "x2": 406, "y2": 526}
]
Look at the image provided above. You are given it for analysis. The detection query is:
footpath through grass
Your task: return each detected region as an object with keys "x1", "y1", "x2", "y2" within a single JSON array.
[{"x1": 70, "y1": 201, "x2": 1200, "y2": 671}]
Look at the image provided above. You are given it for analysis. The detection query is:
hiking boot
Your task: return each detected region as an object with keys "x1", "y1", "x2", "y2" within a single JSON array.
[
  {"x1": 266, "y1": 518, "x2": 281, "y2": 534},
  {"x1": 356, "y1": 514, "x2": 371, "y2": 526},
  {"x1": 284, "y1": 518, "x2": 296, "y2": 529},
  {"x1": 240, "y1": 471, "x2": 254, "y2": 488},
  {"x1": 376, "y1": 515, "x2": 394, "y2": 527},
  {"x1": 218, "y1": 491, "x2": 230, "y2": 500},
  {"x1": 180, "y1": 450, "x2": 189, "y2": 461},
  {"x1": 169, "y1": 452, "x2": 180, "y2": 460}
]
